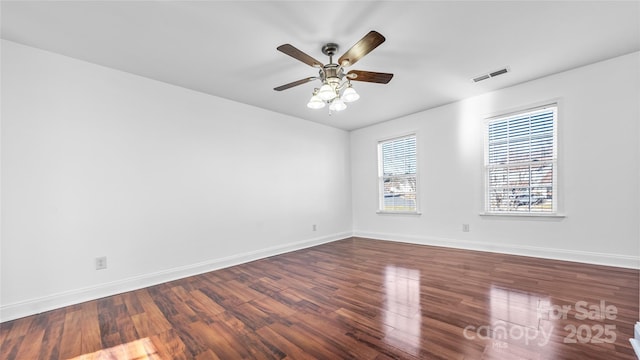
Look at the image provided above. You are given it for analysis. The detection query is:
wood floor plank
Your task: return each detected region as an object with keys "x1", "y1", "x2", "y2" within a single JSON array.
[
  {"x1": 209, "y1": 311, "x2": 283, "y2": 360},
  {"x1": 185, "y1": 289, "x2": 226, "y2": 322},
  {"x1": 148, "y1": 329, "x2": 189, "y2": 360},
  {"x1": 194, "y1": 348, "x2": 222, "y2": 360},
  {"x1": 255, "y1": 326, "x2": 313, "y2": 360},
  {"x1": 12, "y1": 315, "x2": 46, "y2": 359},
  {"x1": 0, "y1": 335, "x2": 23, "y2": 360},
  {"x1": 78, "y1": 302, "x2": 102, "y2": 355},
  {"x1": 58, "y1": 311, "x2": 83, "y2": 359},
  {"x1": 3, "y1": 316, "x2": 33, "y2": 340},
  {"x1": 266, "y1": 321, "x2": 347, "y2": 359},
  {"x1": 291, "y1": 310, "x2": 380, "y2": 359},
  {"x1": 1, "y1": 237, "x2": 638, "y2": 359},
  {"x1": 188, "y1": 321, "x2": 245, "y2": 359},
  {"x1": 130, "y1": 290, "x2": 173, "y2": 338},
  {"x1": 36, "y1": 310, "x2": 65, "y2": 360}
]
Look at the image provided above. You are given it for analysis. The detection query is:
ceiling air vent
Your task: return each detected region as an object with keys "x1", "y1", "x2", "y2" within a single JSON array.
[
  {"x1": 472, "y1": 66, "x2": 510, "y2": 83},
  {"x1": 472, "y1": 74, "x2": 491, "y2": 83}
]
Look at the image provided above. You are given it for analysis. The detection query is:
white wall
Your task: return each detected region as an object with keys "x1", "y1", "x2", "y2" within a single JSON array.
[
  {"x1": 351, "y1": 52, "x2": 640, "y2": 269},
  {"x1": 0, "y1": 40, "x2": 352, "y2": 321}
]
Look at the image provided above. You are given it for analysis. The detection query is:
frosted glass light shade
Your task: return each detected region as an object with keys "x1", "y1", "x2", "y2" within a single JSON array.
[
  {"x1": 329, "y1": 98, "x2": 347, "y2": 112},
  {"x1": 307, "y1": 94, "x2": 325, "y2": 109},
  {"x1": 318, "y1": 83, "x2": 337, "y2": 101},
  {"x1": 341, "y1": 86, "x2": 360, "y2": 102}
]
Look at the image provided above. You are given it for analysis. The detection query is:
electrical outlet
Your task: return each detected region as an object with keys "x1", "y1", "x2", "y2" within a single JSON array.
[
  {"x1": 462, "y1": 224, "x2": 470, "y2": 232},
  {"x1": 312, "y1": 224, "x2": 317, "y2": 231},
  {"x1": 95, "y1": 256, "x2": 107, "y2": 270}
]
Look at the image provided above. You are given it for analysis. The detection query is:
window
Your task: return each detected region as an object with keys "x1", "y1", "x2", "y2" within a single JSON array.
[
  {"x1": 378, "y1": 134, "x2": 418, "y2": 213},
  {"x1": 484, "y1": 105, "x2": 557, "y2": 214}
]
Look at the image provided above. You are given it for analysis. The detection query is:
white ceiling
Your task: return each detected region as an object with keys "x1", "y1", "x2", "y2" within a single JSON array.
[{"x1": 2, "y1": 1, "x2": 639, "y2": 130}]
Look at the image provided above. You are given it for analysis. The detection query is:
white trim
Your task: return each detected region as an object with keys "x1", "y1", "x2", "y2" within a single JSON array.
[
  {"x1": 376, "y1": 211, "x2": 422, "y2": 216},
  {"x1": 0, "y1": 232, "x2": 351, "y2": 323},
  {"x1": 630, "y1": 339, "x2": 640, "y2": 359},
  {"x1": 479, "y1": 212, "x2": 565, "y2": 218},
  {"x1": 4, "y1": 230, "x2": 636, "y2": 322},
  {"x1": 481, "y1": 99, "x2": 561, "y2": 122},
  {"x1": 352, "y1": 231, "x2": 640, "y2": 270}
]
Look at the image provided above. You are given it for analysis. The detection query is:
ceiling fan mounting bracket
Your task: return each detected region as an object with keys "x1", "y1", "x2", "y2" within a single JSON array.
[{"x1": 321, "y1": 43, "x2": 339, "y2": 57}]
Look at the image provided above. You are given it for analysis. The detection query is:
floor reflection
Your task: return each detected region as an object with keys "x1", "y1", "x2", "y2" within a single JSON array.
[
  {"x1": 68, "y1": 337, "x2": 159, "y2": 360},
  {"x1": 487, "y1": 285, "x2": 554, "y2": 356},
  {"x1": 383, "y1": 265, "x2": 421, "y2": 355},
  {"x1": 490, "y1": 285, "x2": 542, "y2": 329}
]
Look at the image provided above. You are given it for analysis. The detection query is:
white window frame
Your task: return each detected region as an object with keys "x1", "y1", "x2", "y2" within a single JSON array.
[
  {"x1": 483, "y1": 104, "x2": 559, "y2": 216},
  {"x1": 377, "y1": 134, "x2": 419, "y2": 215}
]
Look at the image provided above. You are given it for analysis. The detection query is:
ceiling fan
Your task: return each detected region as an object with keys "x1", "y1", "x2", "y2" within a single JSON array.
[{"x1": 274, "y1": 30, "x2": 394, "y2": 112}]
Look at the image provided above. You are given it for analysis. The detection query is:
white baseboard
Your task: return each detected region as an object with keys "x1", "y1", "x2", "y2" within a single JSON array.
[
  {"x1": 0, "y1": 232, "x2": 351, "y2": 323},
  {"x1": 3, "y1": 231, "x2": 636, "y2": 322},
  {"x1": 353, "y1": 231, "x2": 640, "y2": 269},
  {"x1": 630, "y1": 339, "x2": 640, "y2": 359}
]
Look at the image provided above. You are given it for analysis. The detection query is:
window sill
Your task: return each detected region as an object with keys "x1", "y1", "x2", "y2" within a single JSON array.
[
  {"x1": 377, "y1": 211, "x2": 422, "y2": 216},
  {"x1": 479, "y1": 212, "x2": 565, "y2": 218}
]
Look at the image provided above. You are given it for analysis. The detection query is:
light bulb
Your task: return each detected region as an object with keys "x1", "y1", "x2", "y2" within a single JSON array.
[
  {"x1": 341, "y1": 86, "x2": 360, "y2": 103},
  {"x1": 306, "y1": 94, "x2": 325, "y2": 109},
  {"x1": 318, "y1": 83, "x2": 337, "y2": 101},
  {"x1": 329, "y1": 98, "x2": 347, "y2": 112}
]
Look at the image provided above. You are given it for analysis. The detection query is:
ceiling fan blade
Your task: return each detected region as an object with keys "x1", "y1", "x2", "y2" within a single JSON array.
[
  {"x1": 277, "y1": 44, "x2": 323, "y2": 68},
  {"x1": 338, "y1": 31, "x2": 386, "y2": 67},
  {"x1": 274, "y1": 77, "x2": 317, "y2": 91},
  {"x1": 346, "y1": 70, "x2": 393, "y2": 84}
]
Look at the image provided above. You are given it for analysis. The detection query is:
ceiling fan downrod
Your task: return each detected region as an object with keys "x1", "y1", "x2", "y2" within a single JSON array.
[{"x1": 321, "y1": 43, "x2": 339, "y2": 62}]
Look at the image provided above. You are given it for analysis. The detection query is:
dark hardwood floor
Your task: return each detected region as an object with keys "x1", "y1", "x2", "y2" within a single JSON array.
[{"x1": 1, "y1": 237, "x2": 638, "y2": 359}]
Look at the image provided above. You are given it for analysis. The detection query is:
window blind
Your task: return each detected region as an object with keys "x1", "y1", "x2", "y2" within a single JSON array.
[
  {"x1": 379, "y1": 135, "x2": 417, "y2": 212},
  {"x1": 485, "y1": 106, "x2": 557, "y2": 213}
]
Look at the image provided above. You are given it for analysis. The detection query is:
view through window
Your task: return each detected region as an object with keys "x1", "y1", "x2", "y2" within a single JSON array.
[
  {"x1": 485, "y1": 105, "x2": 557, "y2": 214},
  {"x1": 378, "y1": 134, "x2": 418, "y2": 213}
]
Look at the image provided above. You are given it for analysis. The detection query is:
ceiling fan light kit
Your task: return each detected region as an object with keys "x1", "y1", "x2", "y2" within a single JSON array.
[
  {"x1": 318, "y1": 82, "x2": 337, "y2": 101},
  {"x1": 341, "y1": 85, "x2": 360, "y2": 103},
  {"x1": 329, "y1": 97, "x2": 347, "y2": 112},
  {"x1": 274, "y1": 31, "x2": 393, "y2": 114},
  {"x1": 307, "y1": 92, "x2": 326, "y2": 109}
]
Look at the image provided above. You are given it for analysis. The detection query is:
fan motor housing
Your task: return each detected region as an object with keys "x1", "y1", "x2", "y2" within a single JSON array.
[{"x1": 320, "y1": 64, "x2": 344, "y2": 83}]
